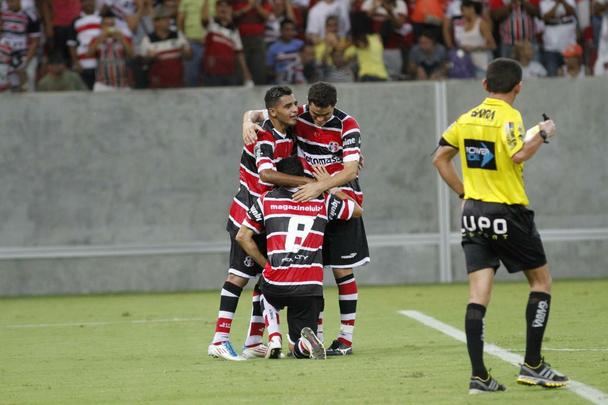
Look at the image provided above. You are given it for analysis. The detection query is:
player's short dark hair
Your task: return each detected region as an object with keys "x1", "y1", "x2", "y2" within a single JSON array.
[
  {"x1": 264, "y1": 85, "x2": 293, "y2": 109},
  {"x1": 307, "y1": 82, "x2": 337, "y2": 108},
  {"x1": 276, "y1": 156, "x2": 304, "y2": 177},
  {"x1": 485, "y1": 58, "x2": 522, "y2": 93}
]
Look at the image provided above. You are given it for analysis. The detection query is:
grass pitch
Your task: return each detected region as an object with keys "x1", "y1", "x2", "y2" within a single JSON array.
[{"x1": 1, "y1": 279, "x2": 607, "y2": 404}]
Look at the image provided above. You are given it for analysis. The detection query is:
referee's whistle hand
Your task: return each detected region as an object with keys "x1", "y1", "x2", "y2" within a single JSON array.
[{"x1": 539, "y1": 119, "x2": 556, "y2": 138}]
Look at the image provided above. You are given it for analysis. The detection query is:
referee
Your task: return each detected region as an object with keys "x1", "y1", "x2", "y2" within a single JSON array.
[{"x1": 433, "y1": 58, "x2": 569, "y2": 394}]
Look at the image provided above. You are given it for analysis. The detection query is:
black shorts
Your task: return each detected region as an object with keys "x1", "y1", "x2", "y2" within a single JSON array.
[
  {"x1": 322, "y1": 217, "x2": 370, "y2": 268},
  {"x1": 227, "y1": 231, "x2": 267, "y2": 279},
  {"x1": 461, "y1": 200, "x2": 547, "y2": 274},
  {"x1": 261, "y1": 294, "x2": 324, "y2": 345}
]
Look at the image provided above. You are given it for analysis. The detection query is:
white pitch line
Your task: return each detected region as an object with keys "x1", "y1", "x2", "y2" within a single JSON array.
[
  {"x1": 506, "y1": 348, "x2": 608, "y2": 353},
  {"x1": 399, "y1": 310, "x2": 608, "y2": 405},
  {"x1": 1, "y1": 317, "x2": 207, "y2": 329}
]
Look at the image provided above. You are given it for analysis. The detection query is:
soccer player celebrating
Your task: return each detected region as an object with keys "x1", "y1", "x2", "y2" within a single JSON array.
[
  {"x1": 208, "y1": 86, "x2": 312, "y2": 361},
  {"x1": 236, "y1": 157, "x2": 363, "y2": 359},
  {"x1": 432, "y1": 58, "x2": 569, "y2": 393},
  {"x1": 243, "y1": 82, "x2": 370, "y2": 356}
]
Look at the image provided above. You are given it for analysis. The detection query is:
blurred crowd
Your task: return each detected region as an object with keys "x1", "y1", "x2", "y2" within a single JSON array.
[{"x1": 1, "y1": 0, "x2": 607, "y2": 92}]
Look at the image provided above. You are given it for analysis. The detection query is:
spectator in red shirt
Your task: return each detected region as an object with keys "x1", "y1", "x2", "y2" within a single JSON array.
[
  {"x1": 140, "y1": 5, "x2": 192, "y2": 88},
  {"x1": 202, "y1": 0, "x2": 254, "y2": 86},
  {"x1": 231, "y1": 0, "x2": 273, "y2": 84},
  {"x1": 47, "y1": 0, "x2": 82, "y2": 64},
  {"x1": 489, "y1": 0, "x2": 540, "y2": 58}
]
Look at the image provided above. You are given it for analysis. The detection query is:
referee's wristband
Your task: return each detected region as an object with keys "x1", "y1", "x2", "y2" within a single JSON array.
[
  {"x1": 458, "y1": 192, "x2": 465, "y2": 199},
  {"x1": 539, "y1": 129, "x2": 549, "y2": 144}
]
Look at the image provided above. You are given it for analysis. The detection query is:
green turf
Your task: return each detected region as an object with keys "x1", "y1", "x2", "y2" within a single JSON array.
[{"x1": 1, "y1": 279, "x2": 607, "y2": 404}]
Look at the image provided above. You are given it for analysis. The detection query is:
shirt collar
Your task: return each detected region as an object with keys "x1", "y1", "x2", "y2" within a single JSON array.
[{"x1": 484, "y1": 97, "x2": 512, "y2": 108}]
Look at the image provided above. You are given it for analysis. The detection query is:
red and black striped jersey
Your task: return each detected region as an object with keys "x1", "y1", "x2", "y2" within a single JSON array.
[
  {"x1": 295, "y1": 104, "x2": 364, "y2": 205},
  {"x1": 227, "y1": 119, "x2": 297, "y2": 233},
  {"x1": 0, "y1": 7, "x2": 40, "y2": 55},
  {"x1": 244, "y1": 187, "x2": 355, "y2": 296}
]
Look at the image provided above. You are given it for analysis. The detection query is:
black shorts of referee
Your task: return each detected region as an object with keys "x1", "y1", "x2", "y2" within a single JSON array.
[{"x1": 461, "y1": 199, "x2": 547, "y2": 273}]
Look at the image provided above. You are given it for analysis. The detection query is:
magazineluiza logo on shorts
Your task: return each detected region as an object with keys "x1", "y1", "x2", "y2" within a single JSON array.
[{"x1": 464, "y1": 139, "x2": 497, "y2": 170}]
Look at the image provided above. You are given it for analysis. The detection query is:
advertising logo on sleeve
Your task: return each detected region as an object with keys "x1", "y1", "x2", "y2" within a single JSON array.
[
  {"x1": 505, "y1": 122, "x2": 517, "y2": 149},
  {"x1": 254, "y1": 143, "x2": 262, "y2": 160},
  {"x1": 464, "y1": 139, "x2": 497, "y2": 170},
  {"x1": 328, "y1": 197, "x2": 340, "y2": 219},
  {"x1": 249, "y1": 204, "x2": 263, "y2": 222}
]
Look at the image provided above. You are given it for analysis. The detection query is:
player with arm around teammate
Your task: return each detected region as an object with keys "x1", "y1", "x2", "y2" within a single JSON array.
[
  {"x1": 236, "y1": 156, "x2": 363, "y2": 359},
  {"x1": 432, "y1": 58, "x2": 569, "y2": 393},
  {"x1": 242, "y1": 82, "x2": 369, "y2": 356},
  {"x1": 208, "y1": 86, "x2": 313, "y2": 361}
]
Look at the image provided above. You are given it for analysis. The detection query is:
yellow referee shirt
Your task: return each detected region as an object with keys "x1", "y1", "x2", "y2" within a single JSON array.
[{"x1": 441, "y1": 97, "x2": 529, "y2": 205}]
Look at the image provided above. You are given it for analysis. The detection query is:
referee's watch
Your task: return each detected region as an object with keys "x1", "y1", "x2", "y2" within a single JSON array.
[{"x1": 539, "y1": 129, "x2": 549, "y2": 144}]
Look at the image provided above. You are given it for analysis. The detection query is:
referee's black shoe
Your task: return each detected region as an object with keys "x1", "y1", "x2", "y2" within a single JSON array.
[
  {"x1": 468, "y1": 374, "x2": 506, "y2": 394},
  {"x1": 517, "y1": 358, "x2": 569, "y2": 388},
  {"x1": 325, "y1": 339, "x2": 353, "y2": 356}
]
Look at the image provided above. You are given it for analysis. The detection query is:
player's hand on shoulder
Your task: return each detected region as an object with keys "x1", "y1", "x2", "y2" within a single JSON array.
[
  {"x1": 243, "y1": 122, "x2": 263, "y2": 145},
  {"x1": 293, "y1": 182, "x2": 325, "y2": 202},
  {"x1": 539, "y1": 119, "x2": 556, "y2": 139}
]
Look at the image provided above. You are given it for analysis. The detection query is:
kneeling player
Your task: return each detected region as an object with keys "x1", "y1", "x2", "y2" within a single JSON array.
[{"x1": 236, "y1": 157, "x2": 363, "y2": 359}]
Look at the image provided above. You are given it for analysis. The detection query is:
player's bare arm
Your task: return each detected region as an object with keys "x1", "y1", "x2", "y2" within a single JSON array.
[
  {"x1": 259, "y1": 168, "x2": 313, "y2": 187},
  {"x1": 432, "y1": 145, "x2": 464, "y2": 197},
  {"x1": 235, "y1": 225, "x2": 268, "y2": 268},
  {"x1": 512, "y1": 119, "x2": 556, "y2": 164},
  {"x1": 293, "y1": 160, "x2": 359, "y2": 202}
]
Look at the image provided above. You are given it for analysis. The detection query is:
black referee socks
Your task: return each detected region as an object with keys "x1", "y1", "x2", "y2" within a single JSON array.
[
  {"x1": 525, "y1": 291, "x2": 552, "y2": 366},
  {"x1": 465, "y1": 303, "x2": 488, "y2": 379}
]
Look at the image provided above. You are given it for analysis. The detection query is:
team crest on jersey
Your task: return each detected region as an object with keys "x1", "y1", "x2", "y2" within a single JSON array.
[
  {"x1": 243, "y1": 256, "x2": 254, "y2": 267},
  {"x1": 327, "y1": 141, "x2": 340, "y2": 153}
]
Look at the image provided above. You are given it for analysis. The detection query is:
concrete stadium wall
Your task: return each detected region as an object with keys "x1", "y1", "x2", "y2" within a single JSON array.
[{"x1": 0, "y1": 78, "x2": 607, "y2": 296}]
